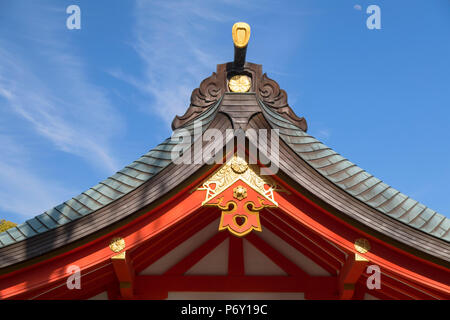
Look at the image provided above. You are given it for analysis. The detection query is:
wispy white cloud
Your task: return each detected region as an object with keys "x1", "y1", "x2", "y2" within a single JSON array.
[
  {"x1": 109, "y1": 0, "x2": 239, "y2": 124},
  {"x1": 0, "y1": 135, "x2": 75, "y2": 219},
  {"x1": 0, "y1": 3, "x2": 124, "y2": 220},
  {"x1": 112, "y1": 0, "x2": 315, "y2": 125},
  {"x1": 0, "y1": 5, "x2": 123, "y2": 173}
]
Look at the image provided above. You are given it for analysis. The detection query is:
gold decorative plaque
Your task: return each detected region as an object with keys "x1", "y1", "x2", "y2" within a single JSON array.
[
  {"x1": 232, "y1": 22, "x2": 251, "y2": 48},
  {"x1": 354, "y1": 238, "x2": 371, "y2": 253},
  {"x1": 229, "y1": 75, "x2": 251, "y2": 93},
  {"x1": 198, "y1": 155, "x2": 281, "y2": 206},
  {"x1": 109, "y1": 237, "x2": 125, "y2": 253},
  {"x1": 354, "y1": 238, "x2": 370, "y2": 261},
  {"x1": 198, "y1": 155, "x2": 286, "y2": 237}
]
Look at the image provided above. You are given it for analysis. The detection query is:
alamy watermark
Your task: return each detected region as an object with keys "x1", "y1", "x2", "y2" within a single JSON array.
[
  {"x1": 366, "y1": 265, "x2": 381, "y2": 290},
  {"x1": 170, "y1": 120, "x2": 279, "y2": 175},
  {"x1": 354, "y1": 4, "x2": 381, "y2": 30},
  {"x1": 66, "y1": 265, "x2": 81, "y2": 290},
  {"x1": 66, "y1": 5, "x2": 81, "y2": 30}
]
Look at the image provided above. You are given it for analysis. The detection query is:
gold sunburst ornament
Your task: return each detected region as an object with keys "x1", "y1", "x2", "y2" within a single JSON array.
[
  {"x1": 109, "y1": 237, "x2": 125, "y2": 253},
  {"x1": 228, "y1": 75, "x2": 251, "y2": 93},
  {"x1": 354, "y1": 238, "x2": 370, "y2": 261}
]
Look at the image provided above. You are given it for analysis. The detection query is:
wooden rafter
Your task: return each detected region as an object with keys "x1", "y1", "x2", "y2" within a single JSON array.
[
  {"x1": 262, "y1": 210, "x2": 342, "y2": 275},
  {"x1": 111, "y1": 251, "x2": 135, "y2": 299},
  {"x1": 338, "y1": 253, "x2": 367, "y2": 299},
  {"x1": 132, "y1": 207, "x2": 216, "y2": 273},
  {"x1": 228, "y1": 236, "x2": 245, "y2": 276},
  {"x1": 246, "y1": 233, "x2": 309, "y2": 278},
  {"x1": 267, "y1": 208, "x2": 346, "y2": 264},
  {"x1": 133, "y1": 275, "x2": 336, "y2": 299},
  {"x1": 164, "y1": 231, "x2": 228, "y2": 276}
]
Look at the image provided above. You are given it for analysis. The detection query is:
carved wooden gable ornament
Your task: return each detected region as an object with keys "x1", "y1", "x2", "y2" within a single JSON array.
[
  {"x1": 171, "y1": 23, "x2": 307, "y2": 132},
  {"x1": 197, "y1": 155, "x2": 284, "y2": 237}
]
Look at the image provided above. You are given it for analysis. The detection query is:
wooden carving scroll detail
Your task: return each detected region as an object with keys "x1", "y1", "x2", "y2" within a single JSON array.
[
  {"x1": 171, "y1": 72, "x2": 224, "y2": 130},
  {"x1": 258, "y1": 73, "x2": 308, "y2": 132},
  {"x1": 171, "y1": 63, "x2": 308, "y2": 132}
]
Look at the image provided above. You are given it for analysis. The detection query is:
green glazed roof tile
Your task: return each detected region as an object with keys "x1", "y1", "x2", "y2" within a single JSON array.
[
  {"x1": 367, "y1": 189, "x2": 399, "y2": 208},
  {"x1": 36, "y1": 214, "x2": 59, "y2": 229},
  {"x1": 127, "y1": 161, "x2": 160, "y2": 174},
  {"x1": 432, "y1": 219, "x2": 450, "y2": 238},
  {"x1": 53, "y1": 205, "x2": 82, "y2": 221},
  {"x1": 137, "y1": 156, "x2": 171, "y2": 168},
  {"x1": 45, "y1": 208, "x2": 71, "y2": 225},
  {"x1": 135, "y1": 172, "x2": 154, "y2": 181},
  {"x1": 6, "y1": 227, "x2": 26, "y2": 241},
  {"x1": 93, "y1": 183, "x2": 124, "y2": 199},
  {"x1": 320, "y1": 160, "x2": 354, "y2": 176},
  {"x1": 65, "y1": 198, "x2": 92, "y2": 215},
  {"x1": 399, "y1": 203, "x2": 427, "y2": 224},
  {"x1": 17, "y1": 223, "x2": 37, "y2": 238},
  {"x1": 340, "y1": 171, "x2": 372, "y2": 188},
  {"x1": 119, "y1": 166, "x2": 146, "y2": 178},
  {"x1": 83, "y1": 190, "x2": 112, "y2": 206},
  {"x1": 111, "y1": 172, "x2": 144, "y2": 188},
  {"x1": 0, "y1": 233, "x2": 15, "y2": 246},
  {"x1": 378, "y1": 193, "x2": 408, "y2": 213},
  {"x1": 26, "y1": 218, "x2": 47, "y2": 233},
  {"x1": 146, "y1": 150, "x2": 173, "y2": 161},
  {"x1": 332, "y1": 168, "x2": 364, "y2": 185},
  {"x1": 83, "y1": 188, "x2": 105, "y2": 201},
  {"x1": 106, "y1": 180, "x2": 134, "y2": 194},
  {"x1": 73, "y1": 194, "x2": 103, "y2": 211},
  {"x1": 421, "y1": 213, "x2": 445, "y2": 233}
]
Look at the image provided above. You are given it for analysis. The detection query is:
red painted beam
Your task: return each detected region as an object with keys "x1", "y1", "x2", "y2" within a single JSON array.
[
  {"x1": 380, "y1": 268, "x2": 450, "y2": 300},
  {"x1": 246, "y1": 233, "x2": 309, "y2": 278},
  {"x1": 132, "y1": 207, "x2": 217, "y2": 273},
  {"x1": 228, "y1": 236, "x2": 244, "y2": 276},
  {"x1": 111, "y1": 251, "x2": 135, "y2": 299},
  {"x1": 274, "y1": 191, "x2": 450, "y2": 294},
  {"x1": 338, "y1": 253, "x2": 367, "y2": 299},
  {"x1": 261, "y1": 211, "x2": 342, "y2": 275},
  {"x1": 0, "y1": 189, "x2": 207, "y2": 299},
  {"x1": 134, "y1": 275, "x2": 337, "y2": 298},
  {"x1": 267, "y1": 208, "x2": 347, "y2": 264}
]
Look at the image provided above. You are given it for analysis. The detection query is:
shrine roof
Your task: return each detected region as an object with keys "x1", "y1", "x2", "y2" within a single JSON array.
[
  {"x1": 0, "y1": 87, "x2": 448, "y2": 251},
  {"x1": 0, "y1": 21, "x2": 448, "y2": 266}
]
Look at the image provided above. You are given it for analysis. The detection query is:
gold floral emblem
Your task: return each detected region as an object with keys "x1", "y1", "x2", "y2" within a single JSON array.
[
  {"x1": 354, "y1": 238, "x2": 371, "y2": 253},
  {"x1": 231, "y1": 156, "x2": 248, "y2": 173},
  {"x1": 228, "y1": 75, "x2": 251, "y2": 93},
  {"x1": 109, "y1": 237, "x2": 125, "y2": 253},
  {"x1": 233, "y1": 185, "x2": 247, "y2": 200}
]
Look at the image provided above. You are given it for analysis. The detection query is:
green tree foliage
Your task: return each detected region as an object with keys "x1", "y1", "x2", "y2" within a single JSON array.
[{"x1": 0, "y1": 220, "x2": 17, "y2": 233}]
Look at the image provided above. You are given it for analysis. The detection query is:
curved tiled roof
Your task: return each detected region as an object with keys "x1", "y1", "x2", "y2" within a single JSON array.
[
  {"x1": 1, "y1": 91, "x2": 448, "y2": 250},
  {"x1": 259, "y1": 99, "x2": 450, "y2": 242},
  {"x1": 0, "y1": 98, "x2": 222, "y2": 248}
]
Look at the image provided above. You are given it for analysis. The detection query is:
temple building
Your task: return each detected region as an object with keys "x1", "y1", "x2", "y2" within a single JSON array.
[{"x1": 0, "y1": 23, "x2": 448, "y2": 300}]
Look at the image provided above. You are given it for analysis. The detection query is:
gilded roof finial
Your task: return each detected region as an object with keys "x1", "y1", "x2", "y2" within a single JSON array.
[{"x1": 232, "y1": 22, "x2": 251, "y2": 68}]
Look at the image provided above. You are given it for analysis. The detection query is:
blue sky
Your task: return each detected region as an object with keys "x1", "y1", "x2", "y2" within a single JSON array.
[{"x1": 0, "y1": 0, "x2": 449, "y2": 224}]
